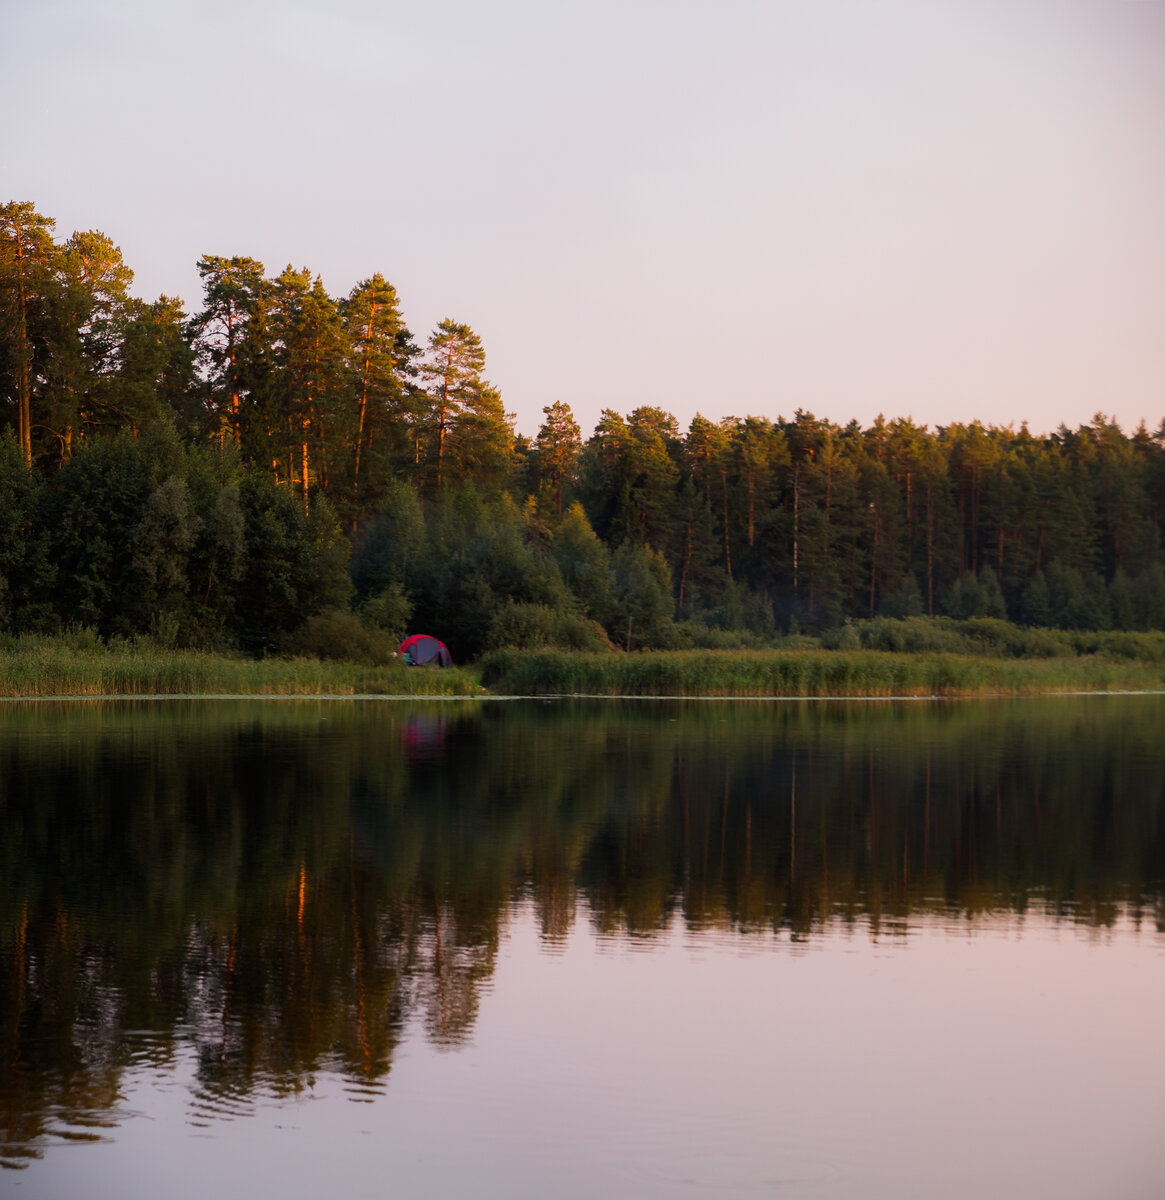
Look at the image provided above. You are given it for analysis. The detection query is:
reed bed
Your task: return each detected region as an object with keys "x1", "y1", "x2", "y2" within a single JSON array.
[
  {"x1": 478, "y1": 648, "x2": 1165, "y2": 697},
  {"x1": 4, "y1": 634, "x2": 1163, "y2": 700},
  {"x1": 0, "y1": 635, "x2": 481, "y2": 697}
]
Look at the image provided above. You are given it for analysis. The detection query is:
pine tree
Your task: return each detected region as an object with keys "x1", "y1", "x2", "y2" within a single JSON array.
[
  {"x1": 534, "y1": 401, "x2": 582, "y2": 514},
  {"x1": 731, "y1": 416, "x2": 783, "y2": 552},
  {"x1": 622, "y1": 406, "x2": 680, "y2": 551},
  {"x1": 108, "y1": 296, "x2": 197, "y2": 434},
  {"x1": 671, "y1": 474, "x2": 719, "y2": 616},
  {"x1": 55, "y1": 230, "x2": 135, "y2": 444},
  {"x1": 420, "y1": 320, "x2": 485, "y2": 490},
  {"x1": 340, "y1": 274, "x2": 418, "y2": 511},
  {"x1": 685, "y1": 414, "x2": 733, "y2": 575},
  {"x1": 191, "y1": 255, "x2": 267, "y2": 446},
  {"x1": 0, "y1": 202, "x2": 57, "y2": 465},
  {"x1": 446, "y1": 383, "x2": 515, "y2": 495},
  {"x1": 266, "y1": 268, "x2": 349, "y2": 506}
]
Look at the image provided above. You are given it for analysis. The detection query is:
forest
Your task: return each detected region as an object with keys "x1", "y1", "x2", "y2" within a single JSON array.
[{"x1": 3, "y1": 200, "x2": 1165, "y2": 661}]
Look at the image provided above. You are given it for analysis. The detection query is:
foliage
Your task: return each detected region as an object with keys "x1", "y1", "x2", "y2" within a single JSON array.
[
  {"x1": 280, "y1": 608, "x2": 398, "y2": 664},
  {"x1": 486, "y1": 600, "x2": 611, "y2": 653},
  {"x1": 358, "y1": 582, "x2": 414, "y2": 643},
  {"x1": 5, "y1": 203, "x2": 1165, "y2": 657},
  {"x1": 477, "y1": 647, "x2": 1165, "y2": 697},
  {"x1": 0, "y1": 632, "x2": 480, "y2": 695},
  {"x1": 0, "y1": 421, "x2": 352, "y2": 654}
]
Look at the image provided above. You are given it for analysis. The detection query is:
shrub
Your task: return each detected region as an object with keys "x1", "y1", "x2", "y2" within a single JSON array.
[
  {"x1": 820, "y1": 622, "x2": 861, "y2": 651},
  {"x1": 486, "y1": 601, "x2": 612, "y2": 653},
  {"x1": 673, "y1": 620, "x2": 769, "y2": 650},
  {"x1": 359, "y1": 582, "x2": 413, "y2": 643},
  {"x1": 281, "y1": 610, "x2": 397, "y2": 664}
]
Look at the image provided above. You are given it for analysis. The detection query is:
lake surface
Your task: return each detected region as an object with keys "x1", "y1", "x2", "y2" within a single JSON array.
[{"x1": 1, "y1": 696, "x2": 1163, "y2": 1198}]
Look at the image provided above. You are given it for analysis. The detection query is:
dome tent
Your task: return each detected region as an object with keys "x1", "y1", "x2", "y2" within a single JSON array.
[{"x1": 398, "y1": 634, "x2": 454, "y2": 667}]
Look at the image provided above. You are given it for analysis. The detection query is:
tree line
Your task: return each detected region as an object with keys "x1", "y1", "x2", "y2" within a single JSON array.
[{"x1": 3, "y1": 200, "x2": 1165, "y2": 656}]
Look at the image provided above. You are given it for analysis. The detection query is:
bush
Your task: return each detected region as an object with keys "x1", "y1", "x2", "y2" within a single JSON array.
[
  {"x1": 826, "y1": 615, "x2": 1078, "y2": 659},
  {"x1": 1065, "y1": 630, "x2": 1165, "y2": 662},
  {"x1": 358, "y1": 582, "x2": 413, "y2": 643},
  {"x1": 486, "y1": 601, "x2": 612, "y2": 653},
  {"x1": 281, "y1": 610, "x2": 397, "y2": 664},
  {"x1": 1007, "y1": 627, "x2": 1073, "y2": 658},
  {"x1": 820, "y1": 622, "x2": 862, "y2": 651},
  {"x1": 673, "y1": 620, "x2": 769, "y2": 650}
]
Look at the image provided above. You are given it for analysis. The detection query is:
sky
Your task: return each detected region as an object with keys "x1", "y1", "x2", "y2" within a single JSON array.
[{"x1": 4, "y1": 0, "x2": 1164, "y2": 441}]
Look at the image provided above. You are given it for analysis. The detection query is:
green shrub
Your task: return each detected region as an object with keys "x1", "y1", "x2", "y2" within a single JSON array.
[
  {"x1": 673, "y1": 620, "x2": 769, "y2": 650},
  {"x1": 486, "y1": 601, "x2": 612, "y2": 653},
  {"x1": 359, "y1": 582, "x2": 413, "y2": 643},
  {"x1": 1008, "y1": 627, "x2": 1073, "y2": 658},
  {"x1": 281, "y1": 609, "x2": 397, "y2": 664},
  {"x1": 821, "y1": 622, "x2": 861, "y2": 651}
]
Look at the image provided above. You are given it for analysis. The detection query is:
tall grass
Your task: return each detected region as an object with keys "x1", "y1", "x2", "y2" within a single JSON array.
[
  {"x1": 825, "y1": 616, "x2": 1165, "y2": 661},
  {"x1": 4, "y1": 629, "x2": 1164, "y2": 699},
  {"x1": 0, "y1": 633, "x2": 481, "y2": 697},
  {"x1": 478, "y1": 647, "x2": 1165, "y2": 697}
]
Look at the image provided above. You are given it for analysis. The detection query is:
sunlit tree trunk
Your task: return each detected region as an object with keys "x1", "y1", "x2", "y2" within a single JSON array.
[{"x1": 354, "y1": 298, "x2": 376, "y2": 500}]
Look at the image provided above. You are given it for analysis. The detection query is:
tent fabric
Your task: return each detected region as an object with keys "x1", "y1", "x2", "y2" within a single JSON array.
[{"x1": 398, "y1": 634, "x2": 454, "y2": 667}]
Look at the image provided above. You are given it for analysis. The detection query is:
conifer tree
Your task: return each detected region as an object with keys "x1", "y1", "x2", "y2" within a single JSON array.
[
  {"x1": 340, "y1": 274, "x2": 418, "y2": 509},
  {"x1": 0, "y1": 202, "x2": 57, "y2": 465},
  {"x1": 266, "y1": 268, "x2": 349, "y2": 506},
  {"x1": 622, "y1": 406, "x2": 680, "y2": 550},
  {"x1": 685, "y1": 414, "x2": 733, "y2": 575},
  {"x1": 107, "y1": 296, "x2": 197, "y2": 435},
  {"x1": 534, "y1": 401, "x2": 582, "y2": 514},
  {"x1": 420, "y1": 320, "x2": 485, "y2": 490},
  {"x1": 447, "y1": 383, "x2": 514, "y2": 494},
  {"x1": 54, "y1": 230, "x2": 135, "y2": 445},
  {"x1": 191, "y1": 255, "x2": 267, "y2": 446}
]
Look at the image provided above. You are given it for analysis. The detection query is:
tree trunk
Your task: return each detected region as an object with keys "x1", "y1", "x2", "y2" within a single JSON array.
[
  {"x1": 301, "y1": 421, "x2": 310, "y2": 513},
  {"x1": 792, "y1": 465, "x2": 800, "y2": 592},
  {"x1": 720, "y1": 469, "x2": 731, "y2": 577},
  {"x1": 926, "y1": 483, "x2": 935, "y2": 616},
  {"x1": 228, "y1": 307, "x2": 240, "y2": 447},
  {"x1": 354, "y1": 300, "x2": 377, "y2": 501},
  {"x1": 869, "y1": 507, "x2": 880, "y2": 616},
  {"x1": 679, "y1": 520, "x2": 692, "y2": 613},
  {"x1": 13, "y1": 226, "x2": 32, "y2": 466}
]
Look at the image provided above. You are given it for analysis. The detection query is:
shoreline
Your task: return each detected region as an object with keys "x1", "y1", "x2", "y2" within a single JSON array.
[
  {"x1": 2, "y1": 640, "x2": 1164, "y2": 700},
  {"x1": 2, "y1": 690, "x2": 1163, "y2": 704}
]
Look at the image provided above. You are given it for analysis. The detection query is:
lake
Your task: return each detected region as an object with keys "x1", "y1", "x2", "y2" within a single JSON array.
[{"x1": 1, "y1": 695, "x2": 1163, "y2": 1198}]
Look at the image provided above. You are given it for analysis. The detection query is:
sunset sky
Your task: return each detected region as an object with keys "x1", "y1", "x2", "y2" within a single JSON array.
[{"x1": 4, "y1": 0, "x2": 1163, "y2": 440}]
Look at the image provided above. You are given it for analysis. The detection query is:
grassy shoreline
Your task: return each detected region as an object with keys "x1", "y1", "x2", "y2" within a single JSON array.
[
  {"x1": 477, "y1": 648, "x2": 1165, "y2": 697},
  {"x1": 0, "y1": 636, "x2": 481, "y2": 698},
  {"x1": 2, "y1": 635, "x2": 1164, "y2": 699}
]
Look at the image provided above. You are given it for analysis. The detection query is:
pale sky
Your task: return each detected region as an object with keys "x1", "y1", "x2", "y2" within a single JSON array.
[{"x1": 4, "y1": 0, "x2": 1163, "y2": 440}]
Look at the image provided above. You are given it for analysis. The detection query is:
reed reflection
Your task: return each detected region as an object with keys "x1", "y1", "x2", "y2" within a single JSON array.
[{"x1": 1, "y1": 696, "x2": 1162, "y2": 1168}]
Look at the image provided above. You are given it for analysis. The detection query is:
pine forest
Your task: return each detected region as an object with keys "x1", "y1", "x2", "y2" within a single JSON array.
[{"x1": 3, "y1": 201, "x2": 1165, "y2": 662}]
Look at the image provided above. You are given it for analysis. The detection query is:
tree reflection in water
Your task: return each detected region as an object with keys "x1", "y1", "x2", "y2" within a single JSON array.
[{"x1": 1, "y1": 696, "x2": 1162, "y2": 1168}]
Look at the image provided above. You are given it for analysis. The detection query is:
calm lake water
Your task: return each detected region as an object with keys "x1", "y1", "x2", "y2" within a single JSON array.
[{"x1": 1, "y1": 696, "x2": 1163, "y2": 1199}]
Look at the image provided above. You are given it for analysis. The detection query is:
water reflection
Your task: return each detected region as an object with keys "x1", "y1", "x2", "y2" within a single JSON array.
[{"x1": 1, "y1": 696, "x2": 1163, "y2": 1172}]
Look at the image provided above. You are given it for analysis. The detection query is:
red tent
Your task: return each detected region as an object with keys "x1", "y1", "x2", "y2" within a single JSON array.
[{"x1": 398, "y1": 634, "x2": 454, "y2": 667}]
